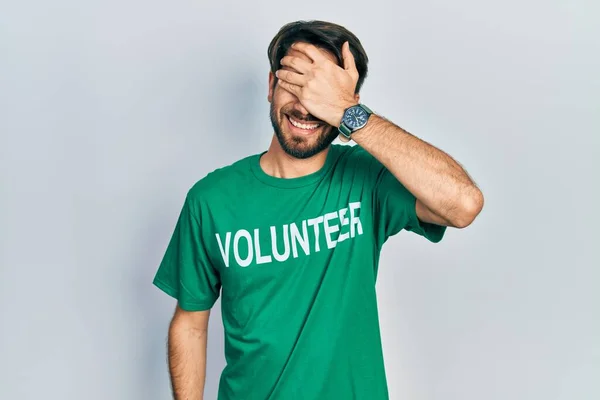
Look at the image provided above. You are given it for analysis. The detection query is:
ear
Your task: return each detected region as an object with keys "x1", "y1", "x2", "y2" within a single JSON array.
[
  {"x1": 354, "y1": 93, "x2": 360, "y2": 103},
  {"x1": 268, "y1": 71, "x2": 275, "y2": 103}
]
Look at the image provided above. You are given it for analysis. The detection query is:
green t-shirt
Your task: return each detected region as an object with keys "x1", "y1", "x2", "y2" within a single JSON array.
[{"x1": 153, "y1": 143, "x2": 446, "y2": 400}]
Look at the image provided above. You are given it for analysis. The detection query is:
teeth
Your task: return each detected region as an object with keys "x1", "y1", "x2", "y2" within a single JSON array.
[{"x1": 289, "y1": 117, "x2": 319, "y2": 130}]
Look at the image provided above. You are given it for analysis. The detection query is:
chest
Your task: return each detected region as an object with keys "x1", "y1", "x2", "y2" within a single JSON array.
[{"x1": 200, "y1": 181, "x2": 375, "y2": 271}]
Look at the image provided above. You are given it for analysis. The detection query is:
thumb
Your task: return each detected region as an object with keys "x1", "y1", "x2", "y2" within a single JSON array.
[{"x1": 342, "y1": 41, "x2": 357, "y2": 75}]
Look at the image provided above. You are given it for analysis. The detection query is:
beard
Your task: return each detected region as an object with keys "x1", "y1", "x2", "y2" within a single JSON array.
[{"x1": 269, "y1": 101, "x2": 338, "y2": 160}]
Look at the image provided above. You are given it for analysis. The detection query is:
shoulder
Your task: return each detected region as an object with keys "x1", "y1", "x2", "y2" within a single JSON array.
[
  {"x1": 185, "y1": 154, "x2": 257, "y2": 205},
  {"x1": 332, "y1": 143, "x2": 376, "y2": 161},
  {"x1": 330, "y1": 143, "x2": 382, "y2": 172}
]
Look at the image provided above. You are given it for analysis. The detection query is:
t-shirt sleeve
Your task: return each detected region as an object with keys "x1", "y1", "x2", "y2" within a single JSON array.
[
  {"x1": 370, "y1": 156, "x2": 447, "y2": 247},
  {"x1": 152, "y1": 194, "x2": 221, "y2": 311}
]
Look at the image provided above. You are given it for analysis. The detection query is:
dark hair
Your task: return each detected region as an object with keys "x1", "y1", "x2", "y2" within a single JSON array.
[{"x1": 267, "y1": 20, "x2": 369, "y2": 94}]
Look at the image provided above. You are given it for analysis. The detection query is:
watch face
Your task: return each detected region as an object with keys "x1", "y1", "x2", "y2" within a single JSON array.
[{"x1": 343, "y1": 106, "x2": 369, "y2": 129}]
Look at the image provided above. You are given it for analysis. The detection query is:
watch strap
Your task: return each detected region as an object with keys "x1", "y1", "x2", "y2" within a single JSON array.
[
  {"x1": 338, "y1": 122, "x2": 352, "y2": 138},
  {"x1": 338, "y1": 103, "x2": 373, "y2": 138},
  {"x1": 359, "y1": 103, "x2": 373, "y2": 114}
]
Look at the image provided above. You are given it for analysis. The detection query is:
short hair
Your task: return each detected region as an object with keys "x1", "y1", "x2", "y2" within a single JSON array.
[{"x1": 267, "y1": 20, "x2": 369, "y2": 93}]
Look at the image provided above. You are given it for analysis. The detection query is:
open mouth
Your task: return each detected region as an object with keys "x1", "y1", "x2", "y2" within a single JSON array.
[{"x1": 286, "y1": 115, "x2": 323, "y2": 135}]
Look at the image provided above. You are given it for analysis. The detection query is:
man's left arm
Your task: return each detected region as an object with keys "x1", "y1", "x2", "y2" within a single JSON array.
[
  {"x1": 347, "y1": 114, "x2": 484, "y2": 228},
  {"x1": 275, "y1": 41, "x2": 484, "y2": 228}
]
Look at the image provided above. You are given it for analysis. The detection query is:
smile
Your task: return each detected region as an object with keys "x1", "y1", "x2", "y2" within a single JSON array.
[{"x1": 287, "y1": 115, "x2": 321, "y2": 131}]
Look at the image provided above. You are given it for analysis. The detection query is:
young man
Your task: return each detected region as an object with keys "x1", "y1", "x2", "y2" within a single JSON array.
[{"x1": 153, "y1": 20, "x2": 484, "y2": 400}]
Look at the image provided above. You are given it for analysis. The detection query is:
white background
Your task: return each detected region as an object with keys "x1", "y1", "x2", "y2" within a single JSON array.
[{"x1": 1, "y1": 0, "x2": 599, "y2": 399}]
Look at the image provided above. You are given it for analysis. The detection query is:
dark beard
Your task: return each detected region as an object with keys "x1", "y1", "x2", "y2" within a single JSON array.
[{"x1": 269, "y1": 102, "x2": 338, "y2": 160}]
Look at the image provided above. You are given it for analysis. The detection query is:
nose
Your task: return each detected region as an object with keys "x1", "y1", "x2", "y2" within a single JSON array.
[{"x1": 292, "y1": 101, "x2": 310, "y2": 118}]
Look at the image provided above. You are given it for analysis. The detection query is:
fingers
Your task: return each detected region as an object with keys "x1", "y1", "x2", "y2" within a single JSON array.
[
  {"x1": 276, "y1": 78, "x2": 301, "y2": 97},
  {"x1": 342, "y1": 41, "x2": 358, "y2": 80},
  {"x1": 280, "y1": 56, "x2": 312, "y2": 74},
  {"x1": 290, "y1": 42, "x2": 328, "y2": 64},
  {"x1": 276, "y1": 69, "x2": 307, "y2": 87}
]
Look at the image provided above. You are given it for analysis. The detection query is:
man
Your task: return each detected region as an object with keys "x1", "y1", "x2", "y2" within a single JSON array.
[{"x1": 153, "y1": 20, "x2": 484, "y2": 400}]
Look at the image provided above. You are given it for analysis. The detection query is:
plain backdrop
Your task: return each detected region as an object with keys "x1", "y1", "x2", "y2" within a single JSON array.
[{"x1": 1, "y1": 0, "x2": 599, "y2": 399}]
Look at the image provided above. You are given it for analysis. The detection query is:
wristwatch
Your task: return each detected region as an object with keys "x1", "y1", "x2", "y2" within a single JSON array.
[{"x1": 338, "y1": 103, "x2": 373, "y2": 139}]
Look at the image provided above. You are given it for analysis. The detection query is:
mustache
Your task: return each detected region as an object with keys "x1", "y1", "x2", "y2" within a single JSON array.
[{"x1": 286, "y1": 111, "x2": 322, "y2": 123}]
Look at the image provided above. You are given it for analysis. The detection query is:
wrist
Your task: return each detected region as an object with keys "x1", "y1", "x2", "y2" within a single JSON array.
[
  {"x1": 331, "y1": 101, "x2": 358, "y2": 127},
  {"x1": 349, "y1": 113, "x2": 381, "y2": 143}
]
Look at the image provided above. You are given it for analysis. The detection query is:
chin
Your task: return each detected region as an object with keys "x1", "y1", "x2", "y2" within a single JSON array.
[
  {"x1": 269, "y1": 104, "x2": 337, "y2": 159},
  {"x1": 277, "y1": 127, "x2": 337, "y2": 159}
]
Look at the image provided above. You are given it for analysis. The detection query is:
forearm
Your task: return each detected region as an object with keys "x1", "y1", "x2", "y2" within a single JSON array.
[
  {"x1": 351, "y1": 114, "x2": 483, "y2": 227},
  {"x1": 168, "y1": 319, "x2": 208, "y2": 400}
]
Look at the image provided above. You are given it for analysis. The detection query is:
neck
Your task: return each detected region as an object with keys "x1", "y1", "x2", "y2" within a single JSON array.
[{"x1": 260, "y1": 135, "x2": 330, "y2": 179}]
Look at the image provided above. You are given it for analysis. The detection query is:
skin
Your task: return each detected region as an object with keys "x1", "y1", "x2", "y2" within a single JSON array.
[
  {"x1": 167, "y1": 39, "x2": 485, "y2": 400},
  {"x1": 262, "y1": 45, "x2": 348, "y2": 176},
  {"x1": 272, "y1": 41, "x2": 484, "y2": 228},
  {"x1": 167, "y1": 305, "x2": 210, "y2": 399}
]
